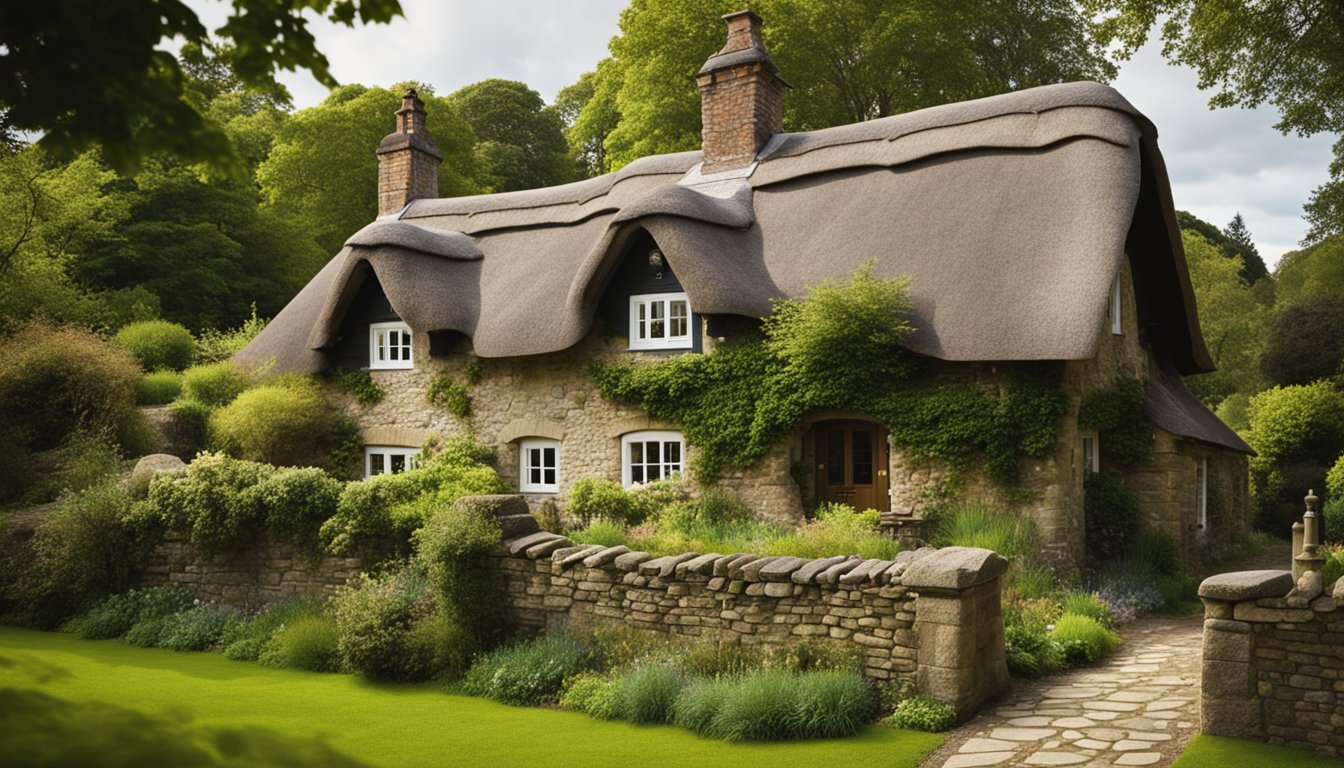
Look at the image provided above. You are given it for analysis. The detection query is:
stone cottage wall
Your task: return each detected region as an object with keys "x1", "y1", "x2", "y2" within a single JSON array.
[
  {"x1": 492, "y1": 513, "x2": 1009, "y2": 717},
  {"x1": 1199, "y1": 569, "x2": 1344, "y2": 757},
  {"x1": 139, "y1": 534, "x2": 364, "y2": 609}
]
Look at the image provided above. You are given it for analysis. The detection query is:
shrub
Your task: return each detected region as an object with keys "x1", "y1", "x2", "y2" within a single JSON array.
[
  {"x1": 1248, "y1": 382, "x2": 1344, "y2": 534},
  {"x1": 22, "y1": 431, "x2": 127, "y2": 505},
  {"x1": 248, "y1": 467, "x2": 342, "y2": 556},
  {"x1": 195, "y1": 306, "x2": 267, "y2": 364},
  {"x1": 690, "y1": 669, "x2": 874, "y2": 741},
  {"x1": 159, "y1": 604, "x2": 242, "y2": 651},
  {"x1": 414, "y1": 496, "x2": 506, "y2": 653},
  {"x1": 1323, "y1": 544, "x2": 1344, "y2": 587},
  {"x1": 181, "y1": 361, "x2": 250, "y2": 407},
  {"x1": 1004, "y1": 624, "x2": 1065, "y2": 677},
  {"x1": 567, "y1": 477, "x2": 637, "y2": 524},
  {"x1": 136, "y1": 370, "x2": 182, "y2": 405},
  {"x1": 1004, "y1": 594, "x2": 1062, "y2": 633},
  {"x1": 460, "y1": 635, "x2": 587, "y2": 706},
  {"x1": 1060, "y1": 591, "x2": 1112, "y2": 627},
  {"x1": 329, "y1": 563, "x2": 448, "y2": 682},
  {"x1": 113, "y1": 320, "x2": 196, "y2": 371},
  {"x1": 1155, "y1": 571, "x2": 1201, "y2": 610},
  {"x1": 559, "y1": 672, "x2": 621, "y2": 719},
  {"x1": 1326, "y1": 455, "x2": 1344, "y2": 543},
  {"x1": 259, "y1": 615, "x2": 341, "y2": 672},
  {"x1": 7, "y1": 483, "x2": 158, "y2": 628},
  {"x1": 0, "y1": 320, "x2": 141, "y2": 499},
  {"x1": 1126, "y1": 530, "x2": 1182, "y2": 576},
  {"x1": 617, "y1": 664, "x2": 684, "y2": 724},
  {"x1": 1084, "y1": 473, "x2": 1142, "y2": 566},
  {"x1": 220, "y1": 599, "x2": 321, "y2": 661},
  {"x1": 76, "y1": 587, "x2": 187, "y2": 640},
  {"x1": 139, "y1": 453, "x2": 272, "y2": 553},
  {"x1": 568, "y1": 518, "x2": 629, "y2": 548},
  {"x1": 96, "y1": 587, "x2": 195, "y2": 647},
  {"x1": 766, "y1": 504, "x2": 900, "y2": 560},
  {"x1": 886, "y1": 695, "x2": 956, "y2": 732},
  {"x1": 167, "y1": 397, "x2": 212, "y2": 453},
  {"x1": 1050, "y1": 613, "x2": 1120, "y2": 665},
  {"x1": 1091, "y1": 577, "x2": 1166, "y2": 623},
  {"x1": 210, "y1": 379, "x2": 337, "y2": 467},
  {"x1": 929, "y1": 504, "x2": 1035, "y2": 561}
]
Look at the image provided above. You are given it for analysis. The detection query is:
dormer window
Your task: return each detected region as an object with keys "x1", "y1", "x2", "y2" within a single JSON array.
[
  {"x1": 629, "y1": 293, "x2": 692, "y2": 350},
  {"x1": 370, "y1": 321, "x2": 413, "y2": 369},
  {"x1": 1109, "y1": 276, "x2": 1122, "y2": 335}
]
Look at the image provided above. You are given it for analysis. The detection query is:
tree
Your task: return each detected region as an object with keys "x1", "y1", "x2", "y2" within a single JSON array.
[
  {"x1": 575, "y1": 0, "x2": 1115, "y2": 172},
  {"x1": 1258, "y1": 293, "x2": 1344, "y2": 388},
  {"x1": 0, "y1": 0, "x2": 401, "y2": 175},
  {"x1": 1274, "y1": 234, "x2": 1344, "y2": 308},
  {"x1": 1181, "y1": 231, "x2": 1267, "y2": 405},
  {"x1": 77, "y1": 165, "x2": 326, "y2": 332},
  {"x1": 445, "y1": 80, "x2": 575, "y2": 192},
  {"x1": 1221, "y1": 213, "x2": 1269, "y2": 283},
  {"x1": 1086, "y1": 0, "x2": 1344, "y2": 242},
  {"x1": 257, "y1": 84, "x2": 482, "y2": 255},
  {"x1": 554, "y1": 68, "x2": 616, "y2": 179}
]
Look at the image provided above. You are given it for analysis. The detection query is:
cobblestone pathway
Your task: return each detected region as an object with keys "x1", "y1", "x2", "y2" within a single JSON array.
[{"x1": 923, "y1": 615, "x2": 1204, "y2": 768}]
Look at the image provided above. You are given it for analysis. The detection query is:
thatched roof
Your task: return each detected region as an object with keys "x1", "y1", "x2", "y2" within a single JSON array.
[{"x1": 239, "y1": 80, "x2": 1213, "y2": 382}]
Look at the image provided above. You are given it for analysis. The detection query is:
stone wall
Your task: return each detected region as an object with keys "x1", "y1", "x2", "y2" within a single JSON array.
[
  {"x1": 139, "y1": 534, "x2": 364, "y2": 610},
  {"x1": 490, "y1": 503, "x2": 1009, "y2": 717},
  {"x1": 1199, "y1": 569, "x2": 1344, "y2": 757}
]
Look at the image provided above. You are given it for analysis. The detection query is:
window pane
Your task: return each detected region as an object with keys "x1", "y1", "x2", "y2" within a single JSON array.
[
  {"x1": 649, "y1": 301, "x2": 665, "y2": 338},
  {"x1": 371, "y1": 453, "x2": 385, "y2": 475},
  {"x1": 826, "y1": 431, "x2": 845, "y2": 485},
  {"x1": 648, "y1": 465, "x2": 661, "y2": 481},
  {"x1": 670, "y1": 300, "x2": 688, "y2": 337},
  {"x1": 390, "y1": 454, "x2": 406, "y2": 473},
  {"x1": 665, "y1": 441, "x2": 680, "y2": 466},
  {"x1": 645, "y1": 441, "x2": 661, "y2": 464},
  {"x1": 530, "y1": 467, "x2": 541, "y2": 484},
  {"x1": 637, "y1": 302, "x2": 647, "y2": 340},
  {"x1": 631, "y1": 442, "x2": 643, "y2": 463},
  {"x1": 852, "y1": 430, "x2": 873, "y2": 485},
  {"x1": 542, "y1": 447, "x2": 555, "y2": 468},
  {"x1": 632, "y1": 465, "x2": 644, "y2": 484},
  {"x1": 543, "y1": 468, "x2": 555, "y2": 485}
]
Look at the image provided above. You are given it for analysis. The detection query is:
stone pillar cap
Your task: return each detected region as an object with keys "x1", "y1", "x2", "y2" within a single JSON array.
[{"x1": 1198, "y1": 570, "x2": 1294, "y2": 601}]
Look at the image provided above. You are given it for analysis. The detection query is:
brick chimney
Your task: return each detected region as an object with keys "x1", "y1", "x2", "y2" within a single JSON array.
[
  {"x1": 696, "y1": 10, "x2": 787, "y2": 173},
  {"x1": 376, "y1": 88, "x2": 443, "y2": 216}
]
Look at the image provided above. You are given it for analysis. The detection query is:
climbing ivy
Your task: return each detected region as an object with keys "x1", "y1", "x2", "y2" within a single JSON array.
[
  {"x1": 1078, "y1": 379, "x2": 1152, "y2": 468},
  {"x1": 593, "y1": 264, "x2": 1068, "y2": 486},
  {"x1": 427, "y1": 374, "x2": 471, "y2": 418}
]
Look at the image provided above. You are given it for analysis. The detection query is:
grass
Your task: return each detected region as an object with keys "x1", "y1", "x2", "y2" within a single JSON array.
[
  {"x1": 0, "y1": 626, "x2": 943, "y2": 767},
  {"x1": 1173, "y1": 735, "x2": 1342, "y2": 768}
]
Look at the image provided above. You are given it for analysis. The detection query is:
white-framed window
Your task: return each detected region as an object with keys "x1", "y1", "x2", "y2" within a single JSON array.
[
  {"x1": 1196, "y1": 457, "x2": 1208, "y2": 530},
  {"x1": 370, "y1": 321, "x2": 413, "y2": 369},
  {"x1": 519, "y1": 438, "x2": 560, "y2": 493},
  {"x1": 1108, "y1": 276, "x2": 1122, "y2": 335},
  {"x1": 621, "y1": 430, "x2": 685, "y2": 487},
  {"x1": 629, "y1": 293, "x2": 692, "y2": 350},
  {"x1": 1081, "y1": 435, "x2": 1099, "y2": 474},
  {"x1": 365, "y1": 446, "x2": 418, "y2": 478}
]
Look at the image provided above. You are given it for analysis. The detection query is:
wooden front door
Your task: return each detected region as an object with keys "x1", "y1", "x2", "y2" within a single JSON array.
[{"x1": 815, "y1": 420, "x2": 890, "y2": 513}]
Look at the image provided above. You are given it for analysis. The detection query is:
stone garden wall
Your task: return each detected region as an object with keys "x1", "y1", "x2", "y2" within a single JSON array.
[
  {"x1": 1199, "y1": 568, "x2": 1344, "y2": 757},
  {"x1": 139, "y1": 534, "x2": 364, "y2": 609},
  {"x1": 486, "y1": 497, "x2": 1010, "y2": 717}
]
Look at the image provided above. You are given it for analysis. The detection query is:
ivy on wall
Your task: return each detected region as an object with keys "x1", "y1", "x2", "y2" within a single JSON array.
[
  {"x1": 1078, "y1": 378, "x2": 1153, "y2": 467},
  {"x1": 593, "y1": 263, "x2": 1068, "y2": 486}
]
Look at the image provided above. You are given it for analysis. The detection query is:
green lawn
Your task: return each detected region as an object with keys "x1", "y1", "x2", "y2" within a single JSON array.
[
  {"x1": 0, "y1": 626, "x2": 943, "y2": 767},
  {"x1": 1173, "y1": 735, "x2": 1343, "y2": 767}
]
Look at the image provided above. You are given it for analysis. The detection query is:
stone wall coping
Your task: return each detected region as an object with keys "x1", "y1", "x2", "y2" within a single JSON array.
[
  {"x1": 499, "y1": 533, "x2": 1000, "y2": 593},
  {"x1": 901, "y1": 546, "x2": 1008, "y2": 591},
  {"x1": 1198, "y1": 570, "x2": 1293, "y2": 601}
]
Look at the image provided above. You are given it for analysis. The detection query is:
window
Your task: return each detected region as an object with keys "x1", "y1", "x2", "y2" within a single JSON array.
[
  {"x1": 1196, "y1": 457, "x2": 1208, "y2": 530},
  {"x1": 621, "y1": 430, "x2": 685, "y2": 487},
  {"x1": 519, "y1": 438, "x2": 560, "y2": 493},
  {"x1": 1081, "y1": 435, "x2": 1099, "y2": 474},
  {"x1": 629, "y1": 293, "x2": 692, "y2": 350},
  {"x1": 370, "y1": 321, "x2": 413, "y2": 369},
  {"x1": 1108, "y1": 276, "x2": 1122, "y2": 335},
  {"x1": 365, "y1": 446, "x2": 418, "y2": 478}
]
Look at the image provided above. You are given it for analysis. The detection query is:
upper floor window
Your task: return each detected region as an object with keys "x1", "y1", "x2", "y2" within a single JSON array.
[
  {"x1": 1196, "y1": 457, "x2": 1209, "y2": 530},
  {"x1": 519, "y1": 438, "x2": 560, "y2": 493},
  {"x1": 1108, "y1": 276, "x2": 1122, "y2": 335},
  {"x1": 1081, "y1": 435, "x2": 1099, "y2": 474},
  {"x1": 370, "y1": 321, "x2": 413, "y2": 369},
  {"x1": 621, "y1": 430, "x2": 685, "y2": 487},
  {"x1": 365, "y1": 446, "x2": 418, "y2": 478},
  {"x1": 629, "y1": 293, "x2": 692, "y2": 351}
]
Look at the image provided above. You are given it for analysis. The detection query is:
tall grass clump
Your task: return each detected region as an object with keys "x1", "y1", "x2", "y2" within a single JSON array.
[
  {"x1": 676, "y1": 669, "x2": 873, "y2": 741},
  {"x1": 617, "y1": 664, "x2": 684, "y2": 724},
  {"x1": 113, "y1": 320, "x2": 196, "y2": 371},
  {"x1": 136, "y1": 370, "x2": 182, "y2": 405},
  {"x1": 460, "y1": 635, "x2": 587, "y2": 706},
  {"x1": 258, "y1": 614, "x2": 341, "y2": 672},
  {"x1": 1050, "y1": 613, "x2": 1120, "y2": 665},
  {"x1": 181, "y1": 361, "x2": 250, "y2": 407},
  {"x1": 929, "y1": 504, "x2": 1034, "y2": 561}
]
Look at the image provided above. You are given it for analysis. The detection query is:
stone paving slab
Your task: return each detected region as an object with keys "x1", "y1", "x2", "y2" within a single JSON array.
[{"x1": 921, "y1": 615, "x2": 1203, "y2": 768}]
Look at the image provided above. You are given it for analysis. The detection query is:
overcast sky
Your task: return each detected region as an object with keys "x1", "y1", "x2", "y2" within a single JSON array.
[{"x1": 191, "y1": 0, "x2": 1336, "y2": 266}]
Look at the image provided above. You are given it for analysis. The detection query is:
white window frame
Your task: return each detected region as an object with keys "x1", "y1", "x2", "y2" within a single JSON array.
[
  {"x1": 621, "y1": 430, "x2": 685, "y2": 487},
  {"x1": 1109, "y1": 276, "x2": 1122, "y2": 335},
  {"x1": 1196, "y1": 457, "x2": 1208, "y2": 530},
  {"x1": 628, "y1": 292, "x2": 692, "y2": 351},
  {"x1": 1081, "y1": 434, "x2": 1099, "y2": 474},
  {"x1": 369, "y1": 321, "x2": 414, "y2": 370},
  {"x1": 519, "y1": 438, "x2": 561, "y2": 493},
  {"x1": 364, "y1": 446, "x2": 418, "y2": 478}
]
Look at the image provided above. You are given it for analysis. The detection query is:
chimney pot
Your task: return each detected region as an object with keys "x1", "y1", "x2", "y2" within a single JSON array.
[{"x1": 377, "y1": 87, "x2": 443, "y2": 216}]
